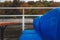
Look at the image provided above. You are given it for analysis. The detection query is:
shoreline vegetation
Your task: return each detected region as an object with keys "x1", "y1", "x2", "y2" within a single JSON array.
[{"x1": 0, "y1": 1, "x2": 60, "y2": 15}]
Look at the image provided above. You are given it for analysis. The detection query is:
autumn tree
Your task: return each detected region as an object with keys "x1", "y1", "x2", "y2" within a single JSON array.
[
  {"x1": 4, "y1": 1, "x2": 11, "y2": 7},
  {"x1": 5, "y1": 0, "x2": 21, "y2": 15},
  {"x1": 12, "y1": 0, "x2": 20, "y2": 7}
]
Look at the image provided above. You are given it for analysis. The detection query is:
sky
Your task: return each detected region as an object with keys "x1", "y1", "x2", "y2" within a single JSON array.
[{"x1": 0, "y1": 0, "x2": 60, "y2": 2}]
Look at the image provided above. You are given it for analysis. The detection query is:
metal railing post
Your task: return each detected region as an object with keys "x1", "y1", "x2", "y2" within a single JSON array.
[{"x1": 22, "y1": 9, "x2": 25, "y2": 31}]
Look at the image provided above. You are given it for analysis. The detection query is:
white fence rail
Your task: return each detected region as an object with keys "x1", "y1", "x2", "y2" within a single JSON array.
[{"x1": 0, "y1": 7, "x2": 60, "y2": 9}]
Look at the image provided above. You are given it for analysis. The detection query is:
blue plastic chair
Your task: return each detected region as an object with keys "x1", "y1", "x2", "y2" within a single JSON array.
[
  {"x1": 40, "y1": 8, "x2": 60, "y2": 40},
  {"x1": 33, "y1": 8, "x2": 60, "y2": 40}
]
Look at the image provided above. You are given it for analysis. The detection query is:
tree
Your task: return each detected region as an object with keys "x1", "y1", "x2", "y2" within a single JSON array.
[
  {"x1": 4, "y1": 1, "x2": 11, "y2": 7},
  {"x1": 28, "y1": 1, "x2": 35, "y2": 5},
  {"x1": 12, "y1": 0, "x2": 20, "y2": 7},
  {"x1": 43, "y1": 1, "x2": 50, "y2": 7},
  {"x1": 8, "y1": 0, "x2": 21, "y2": 15}
]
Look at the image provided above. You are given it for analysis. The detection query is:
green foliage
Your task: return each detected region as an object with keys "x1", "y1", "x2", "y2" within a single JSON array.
[
  {"x1": 28, "y1": 1, "x2": 35, "y2": 5},
  {"x1": 43, "y1": 1, "x2": 50, "y2": 7}
]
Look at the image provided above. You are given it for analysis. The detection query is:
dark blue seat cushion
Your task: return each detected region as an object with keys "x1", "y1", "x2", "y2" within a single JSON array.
[{"x1": 18, "y1": 30, "x2": 42, "y2": 40}]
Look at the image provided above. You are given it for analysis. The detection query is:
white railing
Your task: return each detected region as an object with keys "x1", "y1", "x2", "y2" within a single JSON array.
[
  {"x1": 0, "y1": 7, "x2": 59, "y2": 31},
  {"x1": 0, "y1": 19, "x2": 22, "y2": 23},
  {"x1": 0, "y1": 7, "x2": 60, "y2": 9}
]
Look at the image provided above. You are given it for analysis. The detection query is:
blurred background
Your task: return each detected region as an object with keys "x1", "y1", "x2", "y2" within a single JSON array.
[{"x1": 0, "y1": 0, "x2": 60, "y2": 40}]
